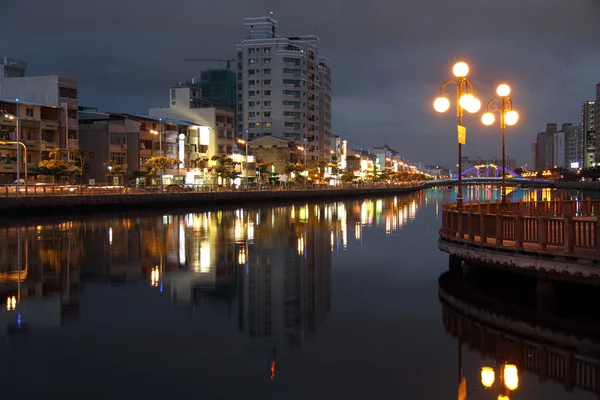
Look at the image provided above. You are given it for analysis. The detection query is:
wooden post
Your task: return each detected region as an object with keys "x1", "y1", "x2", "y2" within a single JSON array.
[
  {"x1": 564, "y1": 216, "x2": 574, "y2": 253},
  {"x1": 467, "y1": 208, "x2": 474, "y2": 241},
  {"x1": 587, "y1": 197, "x2": 592, "y2": 216},
  {"x1": 596, "y1": 218, "x2": 600, "y2": 257},
  {"x1": 515, "y1": 214, "x2": 523, "y2": 249},
  {"x1": 457, "y1": 209, "x2": 463, "y2": 239},
  {"x1": 538, "y1": 216, "x2": 547, "y2": 250},
  {"x1": 480, "y1": 213, "x2": 486, "y2": 245},
  {"x1": 495, "y1": 213, "x2": 503, "y2": 246}
]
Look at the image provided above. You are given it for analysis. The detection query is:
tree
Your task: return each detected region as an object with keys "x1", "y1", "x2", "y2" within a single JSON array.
[
  {"x1": 145, "y1": 156, "x2": 181, "y2": 177},
  {"x1": 37, "y1": 159, "x2": 71, "y2": 184},
  {"x1": 49, "y1": 148, "x2": 67, "y2": 160},
  {"x1": 69, "y1": 148, "x2": 94, "y2": 181},
  {"x1": 211, "y1": 155, "x2": 240, "y2": 186},
  {"x1": 256, "y1": 162, "x2": 273, "y2": 182},
  {"x1": 340, "y1": 170, "x2": 355, "y2": 183}
]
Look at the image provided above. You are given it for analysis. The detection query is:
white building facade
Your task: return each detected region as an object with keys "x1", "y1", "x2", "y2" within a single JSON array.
[{"x1": 236, "y1": 16, "x2": 332, "y2": 166}]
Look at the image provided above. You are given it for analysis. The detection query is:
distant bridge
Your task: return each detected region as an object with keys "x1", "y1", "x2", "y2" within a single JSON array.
[
  {"x1": 426, "y1": 177, "x2": 540, "y2": 187},
  {"x1": 460, "y1": 163, "x2": 523, "y2": 179}
]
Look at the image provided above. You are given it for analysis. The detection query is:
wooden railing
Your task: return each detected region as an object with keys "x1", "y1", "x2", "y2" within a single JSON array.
[{"x1": 441, "y1": 199, "x2": 600, "y2": 257}]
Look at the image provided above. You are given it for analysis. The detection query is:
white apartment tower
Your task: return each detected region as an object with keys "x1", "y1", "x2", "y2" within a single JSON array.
[{"x1": 236, "y1": 16, "x2": 332, "y2": 166}]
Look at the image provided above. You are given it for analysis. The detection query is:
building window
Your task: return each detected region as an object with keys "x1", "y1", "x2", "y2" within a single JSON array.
[
  {"x1": 263, "y1": 90, "x2": 271, "y2": 96},
  {"x1": 264, "y1": 122, "x2": 272, "y2": 128},
  {"x1": 249, "y1": 58, "x2": 256, "y2": 64},
  {"x1": 25, "y1": 108, "x2": 34, "y2": 117},
  {"x1": 218, "y1": 145, "x2": 224, "y2": 153},
  {"x1": 248, "y1": 90, "x2": 256, "y2": 97},
  {"x1": 248, "y1": 80, "x2": 255, "y2": 86},
  {"x1": 264, "y1": 111, "x2": 271, "y2": 117},
  {"x1": 264, "y1": 58, "x2": 271, "y2": 64},
  {"x1": 109, "y1": 132, "x2": 127, "y2": 145},
  {"x1": 248, "y1": 112, "x2": 255, "y2": 117},
  {"x1": 109, "y1": 152, "x2": 126, "y2": 165},
  {"x1": 248, "y1": 48, "x2": 255, "y2": 54},
  {"x1": 264, "y1": 47, "x2": 271, "y2": 53},
  {"x1": 263, "y1": 101, "x2": 271, "y2": 107},
  {"x1": 248, "y1": 101, "x2": 255, "y2": 107},
  {"x1": 171, "y1": 89, "x2": 176, "y2": 99},
  {"x1": 263, "y1": 79, "x2": 271, "y2": 85},
  {"x1": 248, "y1": 69, "x2": 255, "y2": 76},
  {"x1": 218, "y1": 130, "x2": 225, "y2": 138},
  {"x1": 59, "y1": 87, "x2": 78, "y2": 99},
  {"x1": 226, "y1": 146, "x2": 233, "y2": 153},
  {"x1": 264, "y1": 69, "x2": 271, "y2": 75}
]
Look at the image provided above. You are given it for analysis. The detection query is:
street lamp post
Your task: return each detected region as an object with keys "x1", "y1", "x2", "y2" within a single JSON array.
[
  {"x1": 237, "y1": 138, "x2": 248, "y2": 182},
  {"x1": 1, "y1": 110, "x2": 24, "y2": 196},
  {"x1": 481, "y1": 84, "x2": 519, "y2": 205},
  {"x1": 433, "y1": 62, "x2": 482, "y2": 209},
  {"x1": 150, "y1": 126, "x2": 163, "y2": 190}
]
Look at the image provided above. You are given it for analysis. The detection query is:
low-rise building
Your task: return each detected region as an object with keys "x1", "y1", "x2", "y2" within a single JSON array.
[
  {"x1": 247, "y1": 135, "x2": 298, "y2": 175},
  {"x1": 0, "y1": 98, "x2": 62, "y2": 183},
  {"x1": 149, "y1": 85, "x2": 235, "y2": 160},
  {"x1": 0, "y1": 57, "x2": 79, "y2": 154}
]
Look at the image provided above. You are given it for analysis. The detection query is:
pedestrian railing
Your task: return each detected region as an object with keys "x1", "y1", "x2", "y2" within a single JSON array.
[
  {"x1": 0, "y1": 182, "x2": 426, "y2": 198},
  {"x1": 441, "y1": 199, "x2": 600, "y2": 256}
]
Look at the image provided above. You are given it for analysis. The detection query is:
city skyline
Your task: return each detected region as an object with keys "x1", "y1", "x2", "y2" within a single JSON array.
[{"x1": 3, "y1": 0, "x2": 600, "y2": 166}]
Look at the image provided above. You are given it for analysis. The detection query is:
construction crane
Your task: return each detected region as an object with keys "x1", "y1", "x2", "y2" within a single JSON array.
[{"x1": 184, "y1": 58, "x2": 236, "y2": 69}]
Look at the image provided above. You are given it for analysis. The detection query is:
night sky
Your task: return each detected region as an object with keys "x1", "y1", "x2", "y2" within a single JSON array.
[{"x1": 3, "y1": 0, "x2": 600, "y2": 167}]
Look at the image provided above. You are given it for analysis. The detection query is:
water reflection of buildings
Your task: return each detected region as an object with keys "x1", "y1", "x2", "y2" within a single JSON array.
[
  {"x1": 0, "y1": 193, "x2": 422, "y2": 361},
  {"x1": 439, "y1": 270, "x2": 600, "y2": 398},
  {"x1": 0, "y1": 223, "x2": 82, "y2": 333}
]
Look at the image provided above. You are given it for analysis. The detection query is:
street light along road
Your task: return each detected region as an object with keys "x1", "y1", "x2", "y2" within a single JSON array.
[
  {"x1": 481, "y1": 83, "x2": 519, "y2": 205},
  {"x1": 433, "y1": 62, "x2": 481, "y2": 209}
]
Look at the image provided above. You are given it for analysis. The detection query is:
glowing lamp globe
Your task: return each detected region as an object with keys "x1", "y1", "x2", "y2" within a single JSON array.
[
  {"x1": 482, "y1": 112, "x2": 495, "y2": 126},
  {"x1": 453, "y1": 62, "x2": 469, "y2": 78},
  {"x1": 503, "y1": 364, "x2": 519, "y2": 391},
  {"x1": 434, "y1": 97, "x2": 450, "y2": 113},
  {"x1": 459, "y1": 94, "x2": 475, "y2": 111},
  {"x1": 498, "y1": 396, "x2": 510, "y2": 400},
  {"x1": 467, "y1": 97, "x2": 481, "y2": 113},
  {"x1": 505, "y1": 110, "x2": 519, "y2": 126},
  {"x1": 481, "y1": 367, "x2": 495, "y2": 388},
  {"x1": 497, "y1": 84, "x2": 511, "y2": 97}
]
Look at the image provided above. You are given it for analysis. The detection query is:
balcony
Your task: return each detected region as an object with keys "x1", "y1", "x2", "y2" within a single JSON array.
[
  {"x1": 0, "y1": 163, "x2": 25, "y2": 174},
  {"x1": 68, "y1": 139, "x2": 78, "y2": 149}
]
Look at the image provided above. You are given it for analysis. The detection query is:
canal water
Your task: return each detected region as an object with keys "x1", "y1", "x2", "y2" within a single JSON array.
[{"x1": 0, "y1": 187, "x2": 597, "y2": 399}]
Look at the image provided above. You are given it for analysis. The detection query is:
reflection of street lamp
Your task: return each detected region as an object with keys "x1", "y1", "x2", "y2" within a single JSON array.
[
  {"x1": 481, "y1": 84, "x2": 519, "y2": 205},
  {"x1": 151, "y1": 266, "x2": 160, "y2": 287},
  {"x1": 480, "y1": 364, "x2": 519, "y2": 398},
  {"x1": 6, "y1": 296, "x2": 16, "y2": 311},
  {"x1": 433, "y1": 61, "x2": 481, "y2": 209}
]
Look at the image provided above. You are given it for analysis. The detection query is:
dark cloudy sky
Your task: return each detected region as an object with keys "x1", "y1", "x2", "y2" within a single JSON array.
[{"x1": 3, "y1": 0, "x2": 600, "y2": 167}]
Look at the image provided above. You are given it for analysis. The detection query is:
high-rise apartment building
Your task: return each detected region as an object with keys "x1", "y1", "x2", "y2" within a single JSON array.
[
  {"x1": 553, "y1": 130, "x2": 565, "y2": 168},
  {"x1": 236, "y1": 16, "x2": 332, "y2": 166},
  {"x1": 595, "y1": 84, "x2": 600, "y2": 165},
  {"x1": 199, "y1": 69, "x2": 237, "y2": 114},
  {"x1": 564, "y1": 124, "x2": 583, "y2": 169},
  {"x1": 535, "y1": 124, "x2": 556, "y2": 170},
  {"x1": 582, "y1": 101, "x2": 595, "y2": 168}
]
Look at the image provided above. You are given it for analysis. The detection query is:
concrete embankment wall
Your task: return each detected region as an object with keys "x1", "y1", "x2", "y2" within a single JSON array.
[{"x1": 0, "y1": 185, "x2": 426, "y2": 216}]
